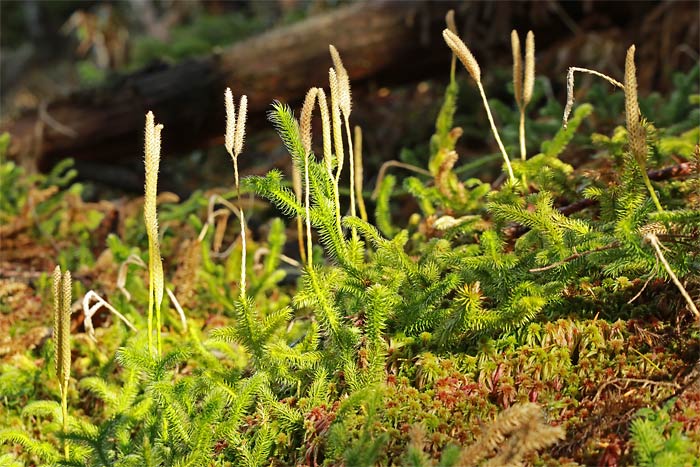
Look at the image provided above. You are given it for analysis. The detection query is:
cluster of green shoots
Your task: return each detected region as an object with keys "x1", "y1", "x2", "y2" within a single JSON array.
[
  {"x1": 52, "y1": 266, "x2": 72, "y2": 460},
  {"x1": 441, "y1": 25, "x2": 697, "y2": 318},
  {"x1": 3, "y1": 10, "x2": 698, "y2": 465}
]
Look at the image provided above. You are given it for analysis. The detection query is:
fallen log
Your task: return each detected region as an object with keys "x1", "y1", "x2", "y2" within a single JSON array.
[{"x1": 2, "y1": 1, "x2": 454, "y2": 174}]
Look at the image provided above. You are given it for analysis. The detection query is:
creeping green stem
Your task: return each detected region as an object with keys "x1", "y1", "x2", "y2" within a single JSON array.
[{"x1": 642, "y1": 172, "x2": 663, "y2": 212}]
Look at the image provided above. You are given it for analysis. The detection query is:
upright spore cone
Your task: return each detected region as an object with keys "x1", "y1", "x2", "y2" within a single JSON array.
[
  {"x1": 225, "y1": 88, "x2": 235, "y2": 156},
  {"x1": 511, "y1": 30, "x2": 523, "y2": 106},
  {"x1": 329, "y1": 45, "x2": 351, "y2": 117},
  {"x1": 317, "y1": 88, "x2": 332, "y2": 173},
  {"x1": 443, "y1": 28, "x2": 513, "y2": 181},
  {"x1": 330, "y1": 45, "x2": 358, "y2": 228},
  {"x1": 234, "y1": 95, "x2": 248, "y2": 158},
  {"x1": 442, "y1": 29, "x2": 481, "y2": 83},
  {"x1": 624, "y1": 45, "x2": 646, "y2": 162},
  {"x1": 445, "y1": 9, "x2": 458, "y2": 35},
  {"x1": 300, "y1": 88, "x2": 319, "y2": 156},
  {"x1": 144, "y1": 111, "x2": 163, "y2": 233},
  {"x1": 329, "y1": 68, "x2": 344, "y2": 172},
  {"x1": 52, "y1": 265, "x2": 72, "y2": 459},
  {"x1": 523, "y1": 31, "x2": 535, "y2": 105},
  {"x1": 144, "y1": 111, "x2": 165, "y2": 354},
  {"x1": 52, "y1": 266, "x2": 63, "y2": 379},
  {"x1": 224, "y1": 90, "x2": 248, "y2": 192},
  {"x1": 624, "y1": 44, "x2": 663, "y2": 212},
  {"x1": 60, "y1": 270, "x2": 71, "y2": 387}
]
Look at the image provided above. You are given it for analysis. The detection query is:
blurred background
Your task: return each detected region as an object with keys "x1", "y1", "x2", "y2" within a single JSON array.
[{"x1": 1, "y1": 0, "x2": 698, "y2": 199}]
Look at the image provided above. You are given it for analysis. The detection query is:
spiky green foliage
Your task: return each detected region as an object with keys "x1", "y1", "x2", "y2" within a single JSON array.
[
  {"x1": 541, "y1": 103, "x2": 594, "y2": 158},
  {"x1": 0, "y1": 430, "x2": 59, "y2": 463},
  {"x1": 3, "y1": 30, "x2": 699, "y2": 467},
  {"x1": 268, "y1": 101, "x2": 306, "y2": 169},
  {"x1": 375, "y1": 174, "x2": 398, "y2": 238},
  {"x1": 429, "y1": 67, "x2": 460, "y2": 166},
  {"x1": 630, "y1": 401, "x2": 699, "y2": 467}
]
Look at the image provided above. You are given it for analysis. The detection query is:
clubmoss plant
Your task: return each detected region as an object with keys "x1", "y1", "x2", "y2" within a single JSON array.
[
  {"x1": 329, "y1": 45, "x2": 361, "y2": 234},
  {"x1": 624, "y1": 46, "x2": 664, "y2": 213},
  {"x1": 560, "y1": 45, "x2": 673, "y2": 213},
  {"x1": 3, "y1": 19, "x2": 700, "y2": 467},
  {"x1": 265, "y1": 99, "x2": 349, "y2": 345},
  {"x1": 224, "y1": 88, "x2": 249, "y2": 298},
  {"x1": 143, "y1": 111, "x2": 165, "y2": 355},
  {"x1": 353, "y1": 125, "x2": 368, "y2": 222},
  {"x1": 328, "y1": 68, "x2": 356, "y2": 238},
  {"x1": 300, "y1": 87, "x2": 319, "y2": 268},
  {"x1": 52, "y1": 265, "x2": 72, "y2": 459},
  {"x1": 317, "y1": 87, "x2": 343, "y2": 239},
  {"x1": 641, "y1": 224, "x2": 699, "y2": 318},
  {"x1": 511, "y1": 30, "x2": 535, "y2": 162},
  {"x1": 442, "y1": 28, "x2": 515, "y2": 182}
]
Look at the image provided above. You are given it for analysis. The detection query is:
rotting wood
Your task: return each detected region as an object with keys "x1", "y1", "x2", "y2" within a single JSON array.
[{"x1": 2, "y1": 1, "x2": 454, "y2": 174}]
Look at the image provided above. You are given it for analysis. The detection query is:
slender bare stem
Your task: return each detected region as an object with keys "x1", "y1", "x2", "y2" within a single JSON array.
[
  {"x1": 645, "y1": 233, "x2": 699, "y2": 319},
  {"x1": 224, "y1": 89, "x2": 248, "y2": 298},
  {"x1": 344, "y1": 117, "x2": 357, "y2": 240},
  {"x1": 371, "y1": 161, "x2": 431, "y2": 199},
  {"x1": 519, "y1": 107, "x2": 528, "y2": 190},
  {"x1": 519, "y1": 109, "x2": 527, "y2": 161},
  {"x1": 239, "y1": 211, "x2": 247, "y2": 299},
  {"x1": 478, "y1": 82, "x2": 515, "y2": 182},
  {"x1": 304, "y1": 148, "x2": 313, "y2": 268},
  {"x1": 643, "y1": 174, "x2": 664, "y2": 213},
  {"x1": 563, "y1": 67, "x2": 623, "y2": 128},
  {"x1": 353, "y1": 125, "x2": 368, "y2": 222}
]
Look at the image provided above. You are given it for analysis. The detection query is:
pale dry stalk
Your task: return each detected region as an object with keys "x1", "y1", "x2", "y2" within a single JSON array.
[
  {"x1": 317, "y1": 88, "x2": 343, "y2": 239},
  {"x1": 144, "y1": 111, "x2": 165, "y2": 355},
  {"x1": 83, "y1": 290, "x2": 137, "y2": 342},
  {"x1": 223, "y1": 88, "x2": 249, "y2": 298},
  {"x1": 239, "y1": 210, "x2": 247, "y2": 298},
  {"x1": 371, "y1": 161, "x2": 431, "y2": 199},
  {"x1": 166, "y1": 287, "x2": 188, "y2": 331},
  {"x1": 353, "y1": 125, "x2": 368, "y2": 221},
  {"x1": 562, "y1": 67, "x2": 623, "y2": 128},
  {"x1": 300, "y1": 88, "x2": 319, "y2": 268},
  {"x1": 330, "y1": 45, "x2": 359, "y2": 239},
  {"x1": 317, "y1": 89, "x2": 333, "y2": 175},
  {"x1": 329, "y1": 68, "x2": 345, "y2": 235},
  {"x1": 644, "y1": 231, "x2": 699, "y2": 319},
  {"x1": 512, "y1": 30, "x2": 535, "y2": 162}
]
